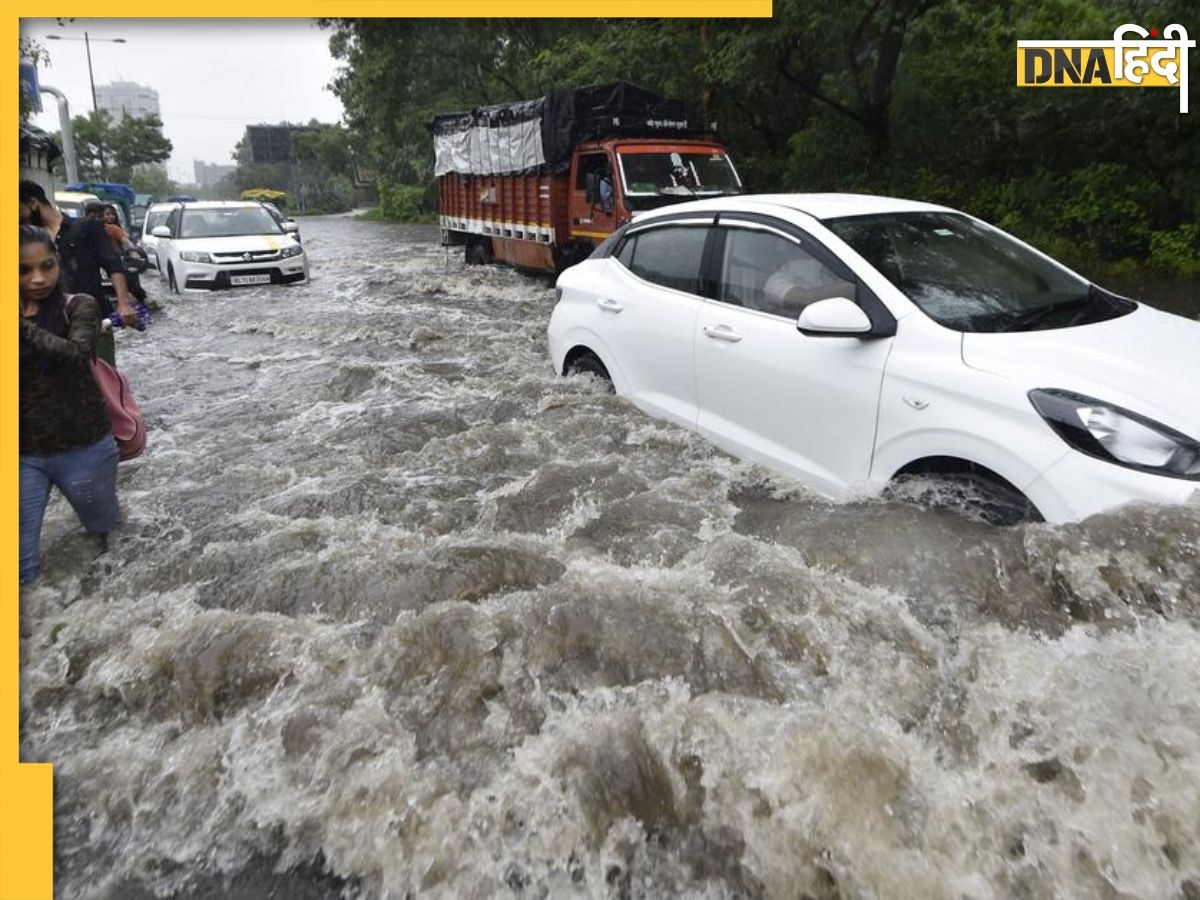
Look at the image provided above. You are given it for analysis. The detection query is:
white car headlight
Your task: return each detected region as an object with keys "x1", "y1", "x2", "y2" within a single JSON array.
[
  {"x1": 1030, "y1": 389, "x2": 1200, "y2": 479},
  {"x1": 180, "y1": 251, "x2": 212, "y2": 263},
  {"x1": 280, "y1": 245, "x2": 304, "y2": 258}
]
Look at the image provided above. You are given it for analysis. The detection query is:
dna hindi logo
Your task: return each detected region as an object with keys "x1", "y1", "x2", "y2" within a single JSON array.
[{"x1": 1017, "y1": 24, "x2": 1195, "y2": 113}]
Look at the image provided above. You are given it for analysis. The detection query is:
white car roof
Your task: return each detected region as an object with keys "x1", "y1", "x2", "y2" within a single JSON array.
[
  {"x1": 635, "y1": 192, "x2": 954, "y2": 223},
  {"x1": 180, "y1": 201, "x2": 267, "y2": 210}
]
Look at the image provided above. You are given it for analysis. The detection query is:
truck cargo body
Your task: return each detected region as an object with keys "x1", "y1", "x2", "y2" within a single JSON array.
[{"x1": 438, "y1": 170, "x2": 568, "y2": 272}]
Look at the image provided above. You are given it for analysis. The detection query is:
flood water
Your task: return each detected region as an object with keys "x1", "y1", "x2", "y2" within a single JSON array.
[{"x1": 19, "y1": 214, "x2": 1200, "y2": 899}]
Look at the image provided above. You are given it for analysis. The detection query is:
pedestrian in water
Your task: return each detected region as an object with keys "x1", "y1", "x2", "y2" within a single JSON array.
[
  {"x1": 19, "y1": 224, "x2": 121, "y2": 585},
  {"x1": 19, "y1": 181, "x2": 136, "y2": 365},
  {"x1": 100, "y1": 203, "x2": 148, "y2": 303}
]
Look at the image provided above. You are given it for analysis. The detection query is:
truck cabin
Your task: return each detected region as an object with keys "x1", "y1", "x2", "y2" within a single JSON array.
[{"x1": 571, "y1": 139, "x2": 743, "y2": 226}]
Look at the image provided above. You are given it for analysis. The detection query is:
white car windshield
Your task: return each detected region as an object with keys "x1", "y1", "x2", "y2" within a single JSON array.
[
  {"x1": 180, "y1": 207, "x2": 282, "y2": 239},
  {"x1": 825, "y1": 211, "x2": 1134, "y2": 332}
]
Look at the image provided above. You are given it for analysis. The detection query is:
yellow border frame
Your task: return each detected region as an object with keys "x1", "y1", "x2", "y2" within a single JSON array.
[{"x1": 5, "y1": 7, "x2": 772, "y2": 898}]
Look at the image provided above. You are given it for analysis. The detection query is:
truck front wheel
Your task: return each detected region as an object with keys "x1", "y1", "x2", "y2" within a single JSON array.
[{"x1": 465, "y1": 239, "x2": 493, "y2": 266}]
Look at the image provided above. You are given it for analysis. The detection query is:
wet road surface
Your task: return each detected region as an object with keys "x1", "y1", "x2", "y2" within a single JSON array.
[{"x1": 20, "y1": 214, "x2": 1200, "y2": 898}]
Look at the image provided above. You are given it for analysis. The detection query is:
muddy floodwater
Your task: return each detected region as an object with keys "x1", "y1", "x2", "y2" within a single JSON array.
[{"x1": 19, "y1": 214, "x2": 1200, "y2": 899}]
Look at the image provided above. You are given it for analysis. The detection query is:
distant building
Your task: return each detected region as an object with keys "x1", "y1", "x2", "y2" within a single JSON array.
[
  {"x1": 194, "y1": 160, "x2": 237, "y2": 188},
  {"x1": 96, "y1": 81, "x2": 160, "y2": 124}
]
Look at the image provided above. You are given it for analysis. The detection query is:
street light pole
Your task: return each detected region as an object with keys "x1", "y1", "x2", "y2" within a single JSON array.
[
  {"x1": 46, "y1": 31, "x2": 127, "y2": 179},
  {"x1": 85, "y1": 32, "x2": 98, "y2": 113}
]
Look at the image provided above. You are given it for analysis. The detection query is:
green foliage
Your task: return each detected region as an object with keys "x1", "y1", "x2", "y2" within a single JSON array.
[
  {"x1": 322, "y1": 2, "x2": 1198, "y2": 275},
  {"x1": 376, "y1": 178, "x2": 431, "y2": 222},
  {"x1": 59, "y1": 110, "x2": 173, "y2": 182},
  {"x1": 231, "y1": 124, "x2": 363, "y2": 214},
  {"x1": 128, "y1": 164, "x2": 176, "y2": 198},
  {"x1": 1149, "y1": 225, "x2": 1200, "y2": 278},
  {"x1": 241, "y1": 188, "x2": 289, "y2": 205}
]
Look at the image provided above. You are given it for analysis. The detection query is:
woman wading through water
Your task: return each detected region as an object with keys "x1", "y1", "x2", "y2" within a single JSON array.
[{"x1": 18, "y1": 224, "x2": 121, "y2": 584}]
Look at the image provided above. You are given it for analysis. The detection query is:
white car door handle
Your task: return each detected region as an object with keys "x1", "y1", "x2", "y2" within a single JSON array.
[
  {"x1": 703, "y1": 324, "x2": 744, "y2": 343},
  {"x1": 597, "y1": 298, "x2": 624, "y2": 313}
]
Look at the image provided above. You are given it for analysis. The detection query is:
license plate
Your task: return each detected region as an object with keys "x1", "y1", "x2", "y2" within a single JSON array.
[{"x1": 230, "y1": 274, "x2": 271, "y2": 286}]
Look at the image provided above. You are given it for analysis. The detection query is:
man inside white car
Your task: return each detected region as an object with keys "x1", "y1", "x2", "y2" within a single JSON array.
[{"x1": 760, "y1": 254, "x2": 854, "y2": 318}]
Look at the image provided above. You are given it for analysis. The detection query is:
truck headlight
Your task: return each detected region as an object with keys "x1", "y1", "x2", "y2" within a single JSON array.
[
  {"x1": 180, "y1": 251, "x2": 212, "y2": 263},
  {"x1": 1030, "y1": 388, "x2": 1200, "y2": 480},
  {"x1": 280, "y1": 245, "x2": 304, "y2": 258}
]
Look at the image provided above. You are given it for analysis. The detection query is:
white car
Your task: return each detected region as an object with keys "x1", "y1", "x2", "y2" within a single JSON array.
[
  {"x1": 547, "y1": 193, "x2": 1200, "y2": 524},
  {"x1": 138, "y1": 201, "x2": 180, "y2": 271},
  {"x1": 151, "y1": 200, "x2": 308, "y2": 292}
]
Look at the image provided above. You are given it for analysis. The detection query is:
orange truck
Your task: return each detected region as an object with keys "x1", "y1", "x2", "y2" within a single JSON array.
[{"x1": 429, "y1": 81, "x2": 743, "y2": 273}]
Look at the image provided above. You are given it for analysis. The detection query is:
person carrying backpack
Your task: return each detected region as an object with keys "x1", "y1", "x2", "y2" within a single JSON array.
[
  {"x1": 19, "y1": 181, "x2": 136, "y2": 365},
  {"x1": 18, "y1": 225, "x2": 122, "y2": 584}
]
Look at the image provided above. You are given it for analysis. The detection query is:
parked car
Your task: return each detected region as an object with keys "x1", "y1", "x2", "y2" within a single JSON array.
[
  {"x1": 150, "y1": 200, "x2": 308, "y2": 292},
  {"x1": 138, "y1": 201, "x2": 181, "y2": 272},
  {"x1": 547, "y1": 193, "x2": 1200, "y2": 524}
]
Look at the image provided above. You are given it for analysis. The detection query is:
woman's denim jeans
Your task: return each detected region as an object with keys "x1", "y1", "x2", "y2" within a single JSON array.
[{"x1": 19, "y1": 435, "x2": 120, "y2": 584}]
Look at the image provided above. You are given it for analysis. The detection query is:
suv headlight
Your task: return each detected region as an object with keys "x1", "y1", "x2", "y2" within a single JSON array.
[
  {"x1": 180, "y1": 251, "x2": 212, "y2": 263},
  {"x1": 1030, "y1": 388, "x2": 1200, "y2": 480},
  {"x1": 280, "y1": 244, "x2": 304, "y2": 258}
]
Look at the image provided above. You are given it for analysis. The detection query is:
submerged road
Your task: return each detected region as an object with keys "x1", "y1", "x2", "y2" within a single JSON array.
[{"x1": 20, "y1": 213, "x2": 1200, "y2": 898}]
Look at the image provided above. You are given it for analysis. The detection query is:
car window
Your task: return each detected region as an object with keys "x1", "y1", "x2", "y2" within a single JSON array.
[
  {"x1": 166, "y1": 208, "x2": 182, "y2": 234},
  {"x1": 180, "y1": 207, "x2": 281, "y2": 239},
  {"x1": 718, "y1": 227, "x2": 855, "y2": 319},
  {"x1": 619, "y1": 225, "x2": 708, "y2": 295}
]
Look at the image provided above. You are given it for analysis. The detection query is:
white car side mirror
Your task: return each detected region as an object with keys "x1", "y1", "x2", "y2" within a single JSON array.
[
  {"x1": 281, "y1": 221, "x2": 299, "y2": 233},
  {"x1": 797, "y1": 297, "x2": 873, "y2": 336},
  {"x1": 151, "y1": 225, "x2": 172, "y2": 238}
]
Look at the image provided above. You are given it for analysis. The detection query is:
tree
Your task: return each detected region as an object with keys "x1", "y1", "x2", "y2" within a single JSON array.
[
  {"x1": 318, "y1": 5, "x2": 1198, "y2": 272},
  {"x1": 109, "y1": 114, "x2": 173, "y2": 182},
  {"x1": 129, "y1": 163, "x2": 175, "y2": 198},
  {"x1": 61, "y1": 109, "x2": 172, "y2": 181}
]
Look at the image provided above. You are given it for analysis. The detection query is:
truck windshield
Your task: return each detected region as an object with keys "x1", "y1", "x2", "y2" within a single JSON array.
[{"x1": 618, "y1": 151, "x2": 741, "y2": 207}]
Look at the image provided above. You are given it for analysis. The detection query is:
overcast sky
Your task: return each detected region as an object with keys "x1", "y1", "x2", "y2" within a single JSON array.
[{"x1": 22, "y1": 19, "x2": 346, "y2": 184}]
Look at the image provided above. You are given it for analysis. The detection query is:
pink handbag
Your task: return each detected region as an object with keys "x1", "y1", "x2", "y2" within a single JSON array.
[
  {"x1": 90, "y1": 355, "x2": 147, "y2": 462},
  {"x1": 65, "y1": 295, "x2": 147, "y2": 461}
]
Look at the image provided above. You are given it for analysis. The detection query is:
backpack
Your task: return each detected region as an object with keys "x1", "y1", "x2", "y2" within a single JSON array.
[
  {"x1": 90, "y1": 356, "x2": 147, "y2": 462},
  {"x1": 56, "y1": 216, "x2": 86, "y2": 292},
  {"x1": 65, "y1": 294, "x2": 148, "y2": 462}
]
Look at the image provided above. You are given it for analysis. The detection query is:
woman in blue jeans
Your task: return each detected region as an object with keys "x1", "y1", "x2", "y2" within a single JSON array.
[{"x1": 19, "y1": 225, "x2": 120, "y2": 584}]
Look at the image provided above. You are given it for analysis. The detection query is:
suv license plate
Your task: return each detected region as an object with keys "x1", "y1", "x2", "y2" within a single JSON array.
[{"x1": 231, "y1": 274, "x2": 272, "y2": 286}]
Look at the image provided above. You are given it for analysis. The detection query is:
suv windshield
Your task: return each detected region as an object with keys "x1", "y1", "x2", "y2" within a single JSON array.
[
  {"x1": 619, "y1": 151, "x2": 741, "y2": 208},
  {"x1": 824, "y1": 211, "x2": 1134, "y2": 332},
  {"x1": 180, "y1": 207, "x2": 281, "y2": 239}
]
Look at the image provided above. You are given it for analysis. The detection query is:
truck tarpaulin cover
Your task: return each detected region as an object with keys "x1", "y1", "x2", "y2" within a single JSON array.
[{"x1": 429, "y1": 82, "x2": 690, "y2": 177}]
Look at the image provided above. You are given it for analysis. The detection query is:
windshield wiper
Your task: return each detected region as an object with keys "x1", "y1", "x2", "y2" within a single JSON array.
[{"x1": 995, "y1": 293, "x2": 1094, "y2": 332}]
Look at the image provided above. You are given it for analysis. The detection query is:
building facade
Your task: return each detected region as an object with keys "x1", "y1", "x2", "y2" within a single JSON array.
[
  {"x1": 96, "y1": 81, "x2": 160, "y2": 124},
  {"x1": 193, "y1": 160, "x2": 237, "y2": 188}
]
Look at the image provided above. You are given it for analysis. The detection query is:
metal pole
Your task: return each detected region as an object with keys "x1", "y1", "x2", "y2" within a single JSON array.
[
  {"x1": 84, "y1": 32, "x2": 107, "y2": 177},
  {"x1": 85, "y1": 32, "x2": 97, "y2": 111},
  {"x1": 38, "y1": 85, "x2": 79, "y2": 184}
]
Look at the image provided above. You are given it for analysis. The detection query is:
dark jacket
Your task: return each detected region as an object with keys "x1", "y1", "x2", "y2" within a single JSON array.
[
  {"x1": 19, "y1": 294, "x2": 112, "y2": 456},
  {"x1": 56, "y1": 217, "x2": 123, "y2": 316}
]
